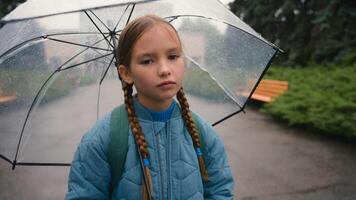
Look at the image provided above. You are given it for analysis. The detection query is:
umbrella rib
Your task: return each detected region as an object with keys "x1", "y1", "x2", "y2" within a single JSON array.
[
  {"x1": 0, "y1": 154, "x2": 13, "y2": 165},
  {"x1": 84, "y1": 10, "x2": 115, "y2": 49},
  {"x1": 57, "y1": 36, "x2": 110, "y2": 71},
  {"x1": 48, "y1": 31, "x2": 106, "y2": 35},
  {"x1": 126, "y1": 3, "x2": 136, "y2": 25},
  {"x1": 114, "y1": 4, "x2": 130, "y2": 31},
  {"x1": 47, "y1": 37, "x2": 111, "y2": 52},
  {"x1": 243, "y1": 50, "x2": 279, "y2": 108},
  {"x1": 166, "y1": 16, "x2": 178, "y2": 23},
  {"x1": 108, "y1": 32, "x2": 116, "y2": 61},
  {"x1": 111, "y1": 30, "x2": 119, "y2": 65},
  {"x1": 83, "y1": 36, "x2": 114, "y2": 66},
  {"x1": 99, "y1": 54, "x2": 116, "y2": 85},
  {"x1": 88, "y1": 10, "x2": 111, "y2": 33},
  {"x1": 0, "y1": 32, "x2": 110, "y2": 60},
  {"x1": 96, "y1": 55, "x2": 116, "y2": 119},
  {"x1": 61, "y1": 52, "x2": 113, "y2": 71},
  {"x1": 212, "y1": 109, "x2": 244, "y2": 127},
  {"x1": 16, "y1": 162, "x2": 71, "y2": 166}
]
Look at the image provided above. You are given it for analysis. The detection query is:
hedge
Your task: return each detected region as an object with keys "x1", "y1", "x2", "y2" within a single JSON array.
[{"x1": 262, "y1": 64, "x2": 356, "y2": 138}]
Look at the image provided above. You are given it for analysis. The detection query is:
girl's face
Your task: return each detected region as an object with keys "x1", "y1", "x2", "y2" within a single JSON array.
[{"x1": 120, "y1": 23, "x2": 185, "y2": 111}]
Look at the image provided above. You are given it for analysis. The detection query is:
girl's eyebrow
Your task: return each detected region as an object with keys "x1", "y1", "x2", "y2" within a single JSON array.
[
  {"x1": 136, "y1": 53, "x2": 153, "y2": 58},
  {"x1": 137, "y1": 47, "x2": 181, "y2": 58},
  {"x1": 166, "y1": 47, "x2": 181, "y2": 53}
]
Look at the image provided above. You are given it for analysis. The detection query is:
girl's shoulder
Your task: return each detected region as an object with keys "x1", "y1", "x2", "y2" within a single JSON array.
[
  {"x1": 191, "y1": 110, "x2": 228, "y2": 150},
  {"x1": 79, "y1": 112, "x2": 112, "y2": 153},
  {"x1": 191, "y1": 111, "x2": 229, "y2": 168},
  {"x1": 190, "y1": 111, "x2": 219, "y2": 141}
]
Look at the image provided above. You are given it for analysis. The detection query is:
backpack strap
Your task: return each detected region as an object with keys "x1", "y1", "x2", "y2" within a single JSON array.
[{"x1": 108, "y1": 104, "x2": 129, "y2": 194}]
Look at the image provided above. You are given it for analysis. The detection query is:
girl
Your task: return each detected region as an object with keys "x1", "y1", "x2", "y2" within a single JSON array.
[{"x1": 66, "y1": 14, "x2": 234, "y2": 200}]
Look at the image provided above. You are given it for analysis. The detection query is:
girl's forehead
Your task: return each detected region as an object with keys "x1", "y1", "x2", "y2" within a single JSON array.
[
  {"x1": 134, "y1": 23, "x2": 181, "y2": 52},
  {"x1": 153, "y1": 23, "x2": 180, "y2": 42}
]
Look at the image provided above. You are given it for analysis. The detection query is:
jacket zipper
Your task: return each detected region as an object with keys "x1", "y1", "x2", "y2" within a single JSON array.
[
  {"x1": 156, "y1": 132, "x2": 164, "y2": 200},
  {"x1": 167, "y1": 121, "x2": 171, "y2": 200}
]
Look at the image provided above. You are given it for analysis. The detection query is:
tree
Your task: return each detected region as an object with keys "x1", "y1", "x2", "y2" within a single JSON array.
[
  {"x1": 0, "y1": 0, "x2": 25, "y2": 29},
  {"x1": 229, "y1": 0, "x2": 356, "y2": 66},
  {"x1": 0, "y1": 0, "x2": 25, "y2": 18}
]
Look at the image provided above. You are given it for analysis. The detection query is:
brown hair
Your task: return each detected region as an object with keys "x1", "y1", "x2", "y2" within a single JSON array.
[{"x1": 116, "y1": 14, "x2": 208, "y2": 199}]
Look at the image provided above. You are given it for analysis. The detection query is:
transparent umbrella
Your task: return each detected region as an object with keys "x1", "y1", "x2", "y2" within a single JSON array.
[{"x1": 0, "y1": 0, "x2": 280, "y2": 168}]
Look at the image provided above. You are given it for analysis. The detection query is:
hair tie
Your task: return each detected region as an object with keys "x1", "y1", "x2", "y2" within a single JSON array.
[
  {"x1": 195, "y1": 148, "x2": 202, "y2": 156},
  {"x1": 143, "y1": 158, "x2": 150, "y2": 167}
]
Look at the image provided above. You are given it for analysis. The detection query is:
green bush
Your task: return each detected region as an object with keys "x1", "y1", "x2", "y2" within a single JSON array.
[
  {"x1": 183, "y1": 69, "x2": 228, "y2": 101},
  {"x1": 262, "y1": 64, "x2": 356, "y2": 138},
  {"x1": 0, "y1": 69, "x2": 48, "y2": 99},
  {"x1": 0, "y1": 69, "x2": 77, "y2": 103},
  {"x1": 41, "y1": 74, "x2": 77, "y2": 102}
]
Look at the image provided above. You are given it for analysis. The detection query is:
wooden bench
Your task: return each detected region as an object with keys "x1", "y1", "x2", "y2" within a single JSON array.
[
  {"x1": 0, "y1": 95, "x2": 16, "y2": 104},
  {"x1": 0, "y1": 87, "x2": 16, "y2": 104},
  {"x1": 243, "y1": 79, "x2": 288, "y2": 103}
]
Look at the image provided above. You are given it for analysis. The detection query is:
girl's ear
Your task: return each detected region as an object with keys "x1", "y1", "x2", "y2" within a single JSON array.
[{"x1": 118, "y1": 65, "x2": 134, "y2": 84}]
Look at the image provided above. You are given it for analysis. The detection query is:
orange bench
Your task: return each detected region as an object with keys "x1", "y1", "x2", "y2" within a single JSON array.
[
  {"x1": 244, "y1": 79, "x2": 288, "y2": 103},
  {"x1": 0, "y1": 87, "x2": 16, "y2": 104},
  {"x1": 0, "y1": 95, "x2": 16, "y2": 104}
]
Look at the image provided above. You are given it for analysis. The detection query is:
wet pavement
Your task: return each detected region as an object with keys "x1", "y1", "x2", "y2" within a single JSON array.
[
  {"x1": 1, "y1": 83, "x2": 356, "y2": 199},
  {"x1": 217, "y1": 108, "x2": 356, "y2": 200}
]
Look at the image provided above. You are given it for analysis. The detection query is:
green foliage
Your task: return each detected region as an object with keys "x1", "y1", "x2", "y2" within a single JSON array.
[
  {"x1": 340, "y1": 51, "x2": 356, "y2": 66},
  {"x1": 0, "y1": 0, "x2": 24, "y2": 21},
  {"x1": 42, "y1": 74, "x2": 77, "y2": 102},
  {"x1": 183, "y1": 68, "x2": 227, "y2": 101},
  {"x1": 0, "y1": 69, "x2": 75, "y2": 103},
  {"x1": 262, "y1": 64, "x2": 356, "y2": 138},
  {"x1": 229, "y1": 0, "x2": 356, "y2": 66}
]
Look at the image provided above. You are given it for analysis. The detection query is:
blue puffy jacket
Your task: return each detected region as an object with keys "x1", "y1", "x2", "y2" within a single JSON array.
[{"x1": 66, "y1": 99, "x2": 234, "y2": 199}]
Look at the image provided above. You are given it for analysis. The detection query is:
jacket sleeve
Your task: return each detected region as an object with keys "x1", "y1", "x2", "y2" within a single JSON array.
[
  {"x1": 199, "y1": 118, "x2": 234, "y2": 199},
  {"x1": 65, "y1": 116, "x2": 111, "y2": 200}
]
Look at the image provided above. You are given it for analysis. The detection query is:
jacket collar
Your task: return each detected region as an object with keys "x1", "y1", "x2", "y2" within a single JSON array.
[{"x1": 132, "y1": 96, "x2": 182, "y2": 122}]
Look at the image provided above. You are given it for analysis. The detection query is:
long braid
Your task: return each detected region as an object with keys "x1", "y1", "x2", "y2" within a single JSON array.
[
  {"x1": 176, "y1": 88, "x2": 209, "y2": 181},
  {"x1": 122, "y1": 82, "x2": 152, "y2": 199}
]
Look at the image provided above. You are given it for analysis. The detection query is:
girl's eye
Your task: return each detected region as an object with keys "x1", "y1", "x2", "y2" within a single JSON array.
[
  {"x1": 140, "y1": 59, "x2": 153, "y2": 65},
  {"x1": 168, "y1": 54, "x2": 180, "y2": 60}
]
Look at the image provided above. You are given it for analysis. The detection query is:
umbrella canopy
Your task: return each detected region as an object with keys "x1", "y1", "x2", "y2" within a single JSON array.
[{"x1": 0, "y1": 0, "x2": 280, "y2": 168}]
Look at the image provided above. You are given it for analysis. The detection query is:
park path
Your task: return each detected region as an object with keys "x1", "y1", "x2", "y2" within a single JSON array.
[
  {"x1": 0, "y1": 81, "x2": 355, "y2": 199},
  {"x1": 218, "y1": 107, "x2": 356, "y2": 200}
]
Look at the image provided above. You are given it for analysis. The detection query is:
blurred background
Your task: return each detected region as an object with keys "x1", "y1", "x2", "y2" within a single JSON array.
[{"x1": 0, "y1": 0, "x2": 355, "y2": 199}]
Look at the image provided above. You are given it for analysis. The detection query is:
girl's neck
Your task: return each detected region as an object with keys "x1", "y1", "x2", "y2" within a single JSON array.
[
  {"x1": 136, "y1": 94, "x2": 173, "y2": 111},
  {"x1": 143, "y1": 100, "x2": 176, "y2": 122}
]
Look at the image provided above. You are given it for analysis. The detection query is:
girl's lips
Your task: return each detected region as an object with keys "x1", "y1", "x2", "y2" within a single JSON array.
[{"x1": 157, "y1": 81, "x2": 176, "y2": 87}]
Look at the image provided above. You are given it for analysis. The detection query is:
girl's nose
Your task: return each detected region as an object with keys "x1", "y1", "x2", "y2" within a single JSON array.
[{"x1": 157, "y1": 61, "x2": 171, "y2": 77}]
